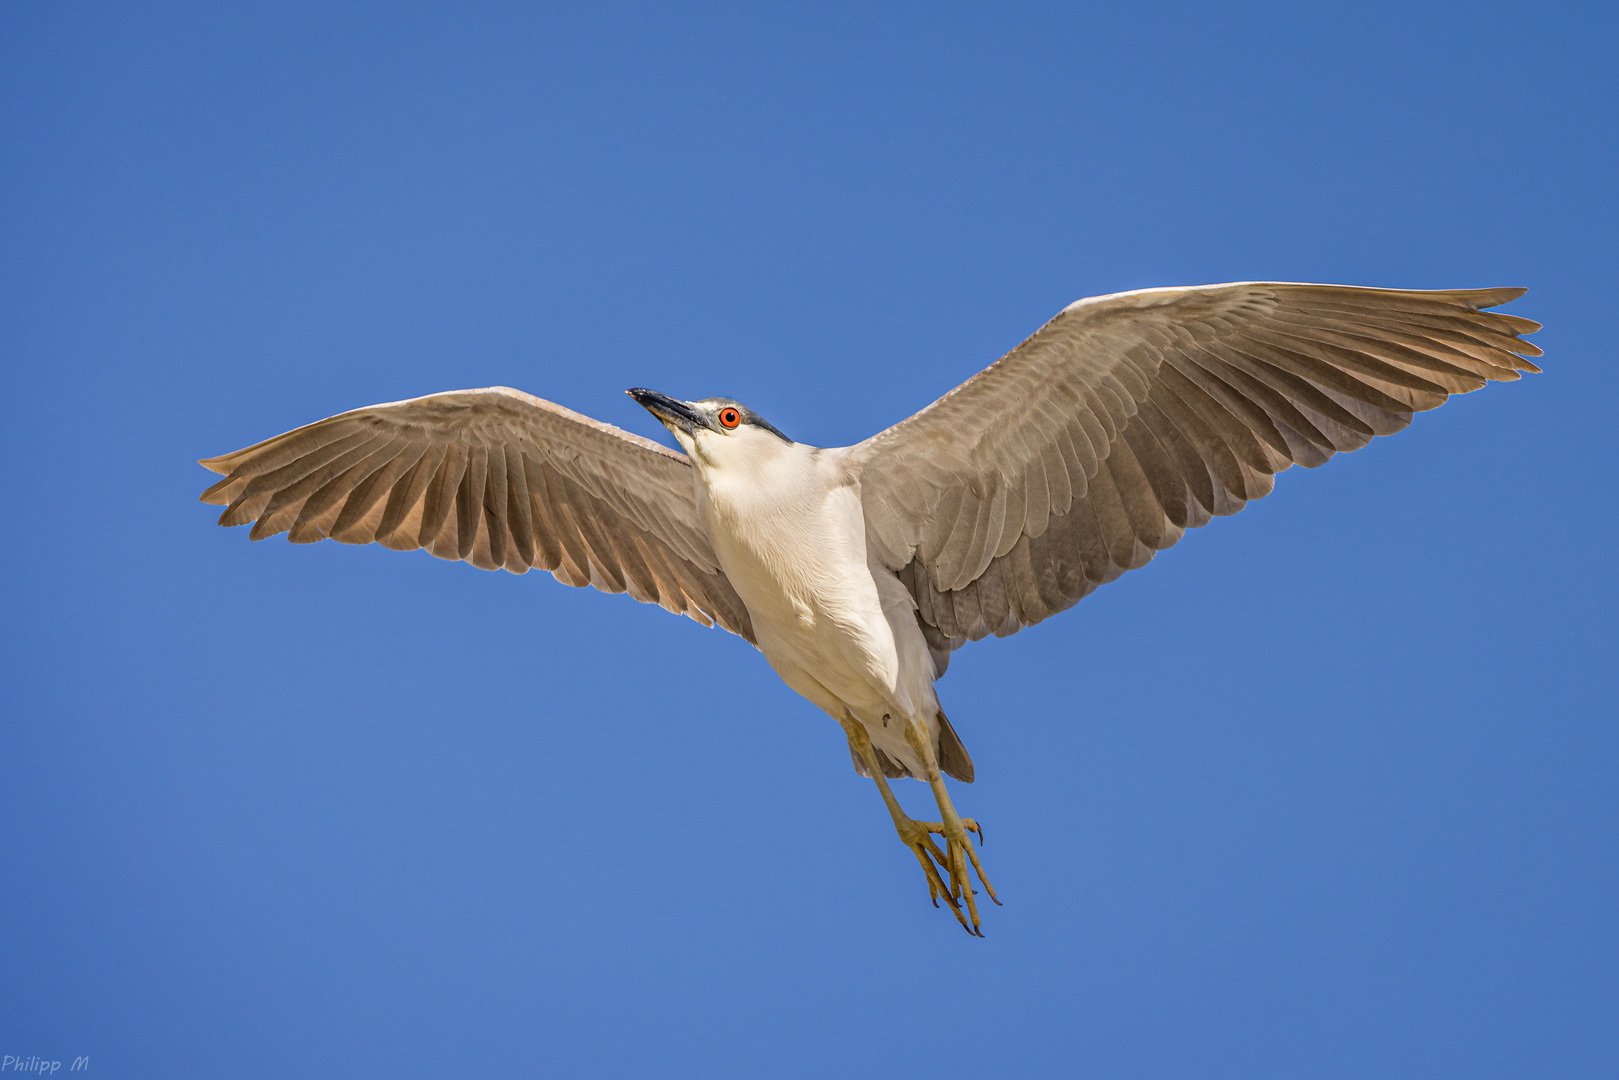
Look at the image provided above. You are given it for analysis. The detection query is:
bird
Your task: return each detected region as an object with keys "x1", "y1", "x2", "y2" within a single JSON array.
[{"x1": 198, "y1": 281, "x2": 1541, "y2": 935}]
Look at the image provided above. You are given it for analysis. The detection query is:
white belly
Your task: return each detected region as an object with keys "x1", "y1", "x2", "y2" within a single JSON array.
[{"x1": 696, "y1": 450, "x2": 939, "y2": 769}]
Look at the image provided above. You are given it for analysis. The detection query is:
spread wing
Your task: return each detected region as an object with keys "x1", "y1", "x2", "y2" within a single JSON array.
[
  {"x1": 199, "y1": 386, "x2": 754, "y2": 641},
  {"x1": 854, "y1": 282, "x2": 1541, "y2": 664}
]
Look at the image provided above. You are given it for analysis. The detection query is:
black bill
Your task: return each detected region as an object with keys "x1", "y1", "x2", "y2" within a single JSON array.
[{"x1": 627, "y1": 388, "x2": 709, "y2": 435}]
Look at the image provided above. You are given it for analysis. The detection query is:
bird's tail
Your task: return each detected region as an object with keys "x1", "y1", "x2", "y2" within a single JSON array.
[
  {"x1": 845, "y1": 709, "x2": 974, "y2": 783},
  {"x1": 937, "y1": 710, "x2": 974, "y2": 784}
]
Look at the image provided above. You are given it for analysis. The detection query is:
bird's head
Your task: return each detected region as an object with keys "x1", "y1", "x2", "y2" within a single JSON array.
[{"x1": 628, "y1": 388, "x2": 793, "y2": 470}]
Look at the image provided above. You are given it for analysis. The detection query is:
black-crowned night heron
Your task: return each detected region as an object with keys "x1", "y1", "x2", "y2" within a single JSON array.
[{"x1": 199, "y1": 282, "x2": 1541, "y2": 935}]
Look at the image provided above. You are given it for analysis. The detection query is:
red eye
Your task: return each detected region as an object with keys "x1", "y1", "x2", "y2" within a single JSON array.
[{"x1": 718, "y1": 407, "x2": 741, "y2": 429}]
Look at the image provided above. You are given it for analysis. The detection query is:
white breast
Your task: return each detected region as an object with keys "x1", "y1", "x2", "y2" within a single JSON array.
[{"x1": 684, "y1": 427, "x2": 939, "y2": 739}]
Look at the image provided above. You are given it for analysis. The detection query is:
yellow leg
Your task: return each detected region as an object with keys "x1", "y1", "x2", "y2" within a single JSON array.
[
  {"x1": 838, "y1": 714, "x2": 999, "y2": 936},
  {"x1": 903, "y1": 717, "x2": 999, "y2": 932}
]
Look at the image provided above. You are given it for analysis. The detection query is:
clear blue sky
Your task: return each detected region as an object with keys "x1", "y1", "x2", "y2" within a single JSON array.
[{"x1": 3, "y1": 3, "x2": 1615, "y2": 1077}]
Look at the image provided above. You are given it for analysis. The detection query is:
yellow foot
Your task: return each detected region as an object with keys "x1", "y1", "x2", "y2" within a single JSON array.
[{"x1": 896, "y1": 817, "x2": 1000, "y2": 936}]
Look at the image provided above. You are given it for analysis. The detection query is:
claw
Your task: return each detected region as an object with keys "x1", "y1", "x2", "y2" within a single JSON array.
[
  {"x1": 905, "y1": 817, "x2": 996, "y2": 931},
  {"x1": 908, "y1": 838, "x2": 969, "y2": 928},
  {"x1": 904, "y1": 832, "x2": 987, "y2": 935},
  {"x1": 848, "y1": 718, "x2": 996, "y2": 936},
  {"x1": 951, "y1": 839, "x2": 984, "y2": 932},
  {"x1": 958, "y1": 834, "x2": 1000, "y2": 906}
]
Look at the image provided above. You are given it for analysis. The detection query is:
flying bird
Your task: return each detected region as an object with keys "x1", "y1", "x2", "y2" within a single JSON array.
[{"x1": 198, "y1": 282, "x2": 1541, "y2": 935}]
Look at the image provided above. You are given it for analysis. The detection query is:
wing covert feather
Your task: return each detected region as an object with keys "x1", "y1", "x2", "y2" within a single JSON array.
[
  {"x1": 200, "y1": 386, "x2": 754, "y2": 641},
  {"x1": 855, "y1": 282, "x2": 1540, "y2": 658}
]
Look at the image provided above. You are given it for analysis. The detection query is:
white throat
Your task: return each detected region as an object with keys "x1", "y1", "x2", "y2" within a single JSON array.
[{"x1": 676, "y1": 424, "x2": 813, "y2": 485}]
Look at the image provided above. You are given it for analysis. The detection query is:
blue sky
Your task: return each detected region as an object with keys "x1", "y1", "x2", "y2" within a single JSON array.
[{"x1": 2, "y1": 2, "x2": 1615, "y2": 1077}]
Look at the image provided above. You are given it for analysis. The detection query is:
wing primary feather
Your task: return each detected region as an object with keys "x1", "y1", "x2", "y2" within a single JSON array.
[
  {"x1": 377, "y1": 443, "x2": 447, "y2": 550},
  {"x1": 333, "y1": 442, "x2": 429, "y2": 543},
  {"x1": 1150, "y1": 370, "x2": 1251, "y2": 503},
  {"x1": 420, "y1": 442, "x2": 469, "y2": 551},
  {"x1": 479, "y1": 444, "x2": 509, "y2": 571},
  {"x1": 290, "y1": 436, "x2": 412, "y2": 544},
  {"x1": 1167, "y1": 346, "x2": 1293, "y2": 460},
  {"x1": 503, "y1": 446, "x2": 536, "y2": 570},
  {"x1": 1271, "y1": 311, "x2": 1501, "y2": 383},
  {"x1": 1206, "y1": 340, "x2": 1380, "y2": 448},
  {"x1": 250, "y1": 431, "x2": 388, "y2": 529},
  {"x1": 861, "y1": 282, "x2": 1540, "y2": 647},
  {"x1": 1135, "y1": 399, "x2": 1217, "y2": 526},
  {"x1": 1119, "y1": 419, "x2": 1192, "y2": 530},
  {"x1": 520, "y1": 455, "x2": 564, "y2": 571},
  {"x1": 200, "y1": 387, "x2": 752, "y2": 641},
  {"x1": 455, "y1": 447, "x2": 486, "y2": 562}
]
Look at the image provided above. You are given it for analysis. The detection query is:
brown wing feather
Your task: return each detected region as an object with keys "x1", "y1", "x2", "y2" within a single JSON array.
[
  {"x1": 856, "y1": 283, "x2": 1540, "y2": 662},
  {"x1": 200, "y1": 386, "x2": 754, "y2": 642}
]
